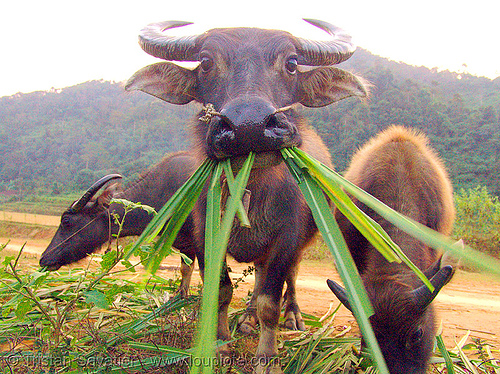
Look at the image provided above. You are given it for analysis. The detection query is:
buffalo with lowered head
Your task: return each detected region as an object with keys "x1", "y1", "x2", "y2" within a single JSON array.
[
  {"x1": 39, "y1": 152, "x2": 199, "y2": 296},
  {"x1": 329, "y1": 126, "x2": 456, "y2": 374},
  {"x1": 39, "y1": 151, "x2": 307, "y2": 322},
  {"x1": 125, "y1": 19, "x2": 366, "y2": 372}
]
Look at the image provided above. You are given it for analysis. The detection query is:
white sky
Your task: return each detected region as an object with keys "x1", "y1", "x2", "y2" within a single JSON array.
[{"x1": 1, "y1": 0, "x2": 499, "y2": 98}]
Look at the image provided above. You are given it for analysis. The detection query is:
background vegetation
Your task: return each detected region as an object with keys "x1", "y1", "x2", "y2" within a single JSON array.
[
  {"x1": 1, "y1": 49, "x2": 500, "y2": 195},
  {"x1": 0, "y1": 48, "x2": 499, "y2": 372},
  {"x1": 2, "y1": 48, "x2": 500, "y2": 257}
]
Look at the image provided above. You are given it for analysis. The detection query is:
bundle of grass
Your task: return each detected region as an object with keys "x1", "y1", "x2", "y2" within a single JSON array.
[{"x1": 121, "y1": 148, "x2": 500, "y2": 374}]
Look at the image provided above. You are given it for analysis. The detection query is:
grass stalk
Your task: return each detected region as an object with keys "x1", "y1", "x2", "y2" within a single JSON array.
[
  {"x1": 191, "y1": 153, "x2": 255, "y2": 374},
  {"x1": 282, "y1": 152, "x2": 389, "y2": 374},
  {"x1": 436, "y1": 334, "x2": 456, "y2": 374}
]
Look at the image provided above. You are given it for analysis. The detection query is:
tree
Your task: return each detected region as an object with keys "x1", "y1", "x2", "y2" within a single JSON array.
[{"x1": 454, "y1": 186, "x2": 500, "y2": 257}]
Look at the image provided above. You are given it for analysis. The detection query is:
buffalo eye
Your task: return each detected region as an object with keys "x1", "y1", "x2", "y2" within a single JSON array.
[
  {"x1": 407, "y1": 327, "x2": 424, "y2": 348},
  {"x1": 61, "y1": 214, "x2": 72, "y2": 228},
  {"x1": 200, "y1": 56, "x2": 214, "y2": 72},
  {"x1": 285, "y1": 57, "x2": 298, "y2": 74}
]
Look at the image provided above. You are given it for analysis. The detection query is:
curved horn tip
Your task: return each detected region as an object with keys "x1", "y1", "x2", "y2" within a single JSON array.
[
  {"x1": 439, "y1": 265, "x2": 454, "y2": 281},
  {"x1": 302, "y1": 18, "x2": 347, "y2": 36},
  {"x1": 412, "y1": 265, "x2": 454, "y2": 309},
  {"x1": 297, "y1": 19, "x2": 356, "y2": 66},
  {"x1": 150, "y1": 20, "x2": 194, "y2": 32},
  {"x1": 70, "y1": 174, "x2": 123, "y2": 213},
  {"x1": 327, "y1": 279, "x2": 352, "y2": 311},
  {"x1": 326, "y1": 279, "x2": 346, "y2": 294},
  {"x1": 429, "y1": 265, "x2": 453, "y2": 291},
  {"x1": 93, "y1": 174, "x2": 123, "y2": 185},
  {"x1": 137, "y1": 20, "x2": 200, "y2": 62}
]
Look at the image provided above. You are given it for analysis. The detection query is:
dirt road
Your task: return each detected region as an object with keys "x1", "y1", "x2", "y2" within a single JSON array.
[{"x1": 2, "y1": 237, "x2": 499, "y2": 354}]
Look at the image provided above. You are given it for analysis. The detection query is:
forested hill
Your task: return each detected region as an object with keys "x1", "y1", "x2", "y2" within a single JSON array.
[
  {"x1": 1, "y1": 48, "x2": 500, "y2": 196},
  {"x1": 0, "y1": 81, "x2": 196, "y2": 193}
]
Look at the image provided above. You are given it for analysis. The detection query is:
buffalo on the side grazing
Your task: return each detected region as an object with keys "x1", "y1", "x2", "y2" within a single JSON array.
[
  {"x1": 126, "y1": 19, "x2": 367, "y2": 372},
  {"x1": 328, "y1": 126, "x2": 456, "y2": 374},
  {"x1": 39, "y1": 152, "x2": 199, "y2": 297},
  {"x1": 39, "y1": 152, "x2": 305, "y2": 315}
]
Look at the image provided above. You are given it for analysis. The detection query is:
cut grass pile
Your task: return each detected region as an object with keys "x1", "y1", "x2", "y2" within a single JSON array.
[{"x1": 0, "y1": 246, "x2": 497, "y2": 374}]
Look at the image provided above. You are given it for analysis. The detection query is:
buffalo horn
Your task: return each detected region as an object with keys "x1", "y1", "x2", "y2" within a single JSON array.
[
  {"x1": 138, "y1": 19, "x2": 355, "y2": 66},
  {"x1": 138, "y1": 20, "x2": 200, "y2": 62},
  {"x1": 297, "y1": 19, "x2": 356, "y2": 66},
  {"x1": 327, "y1": 279, "x2": 352, "y2": 311},
  {"x1": 412, "y1": 265, "x2": 453, "y2": 309},
  {"x1": 70, "y1": 174, "x2": 123, "y2": 213}
]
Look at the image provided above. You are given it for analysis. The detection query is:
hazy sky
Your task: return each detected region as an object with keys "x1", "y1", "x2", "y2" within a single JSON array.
[{"x1": 1, "y1": 0, "x2": 499, "y2": 97}]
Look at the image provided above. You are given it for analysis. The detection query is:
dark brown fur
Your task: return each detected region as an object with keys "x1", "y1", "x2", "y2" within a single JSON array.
[
  {"x1": 126, "y1": 23, "x2": 367, "y2": 372},
  {"x1": 40, "y1": 152, "x2": 199, "y2": 297}
]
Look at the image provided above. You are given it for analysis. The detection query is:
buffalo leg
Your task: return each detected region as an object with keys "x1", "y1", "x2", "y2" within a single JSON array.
[
  {"x1": 238, "y1": 262, "x2": 265, "y2": 334},
  {"x1": 239, "y1": 262, "x2": 305, "y2": 333},
  {"x1": 255, "y1": 284, "x2": 285, "y2": 374},
  {"x1": 282, "y1": 263, "x2": 305, "y2": 331},
  {"x1": 173, "y1": 233, "x2": 197, "y2": 298},
  {"x1": 217, "y1": 262, "x2": 234, "y2": 342},
  {"x1": 178, "y1": 257, "x2": 195, "y2": 298},
  {"x1": 254, "y1": 243, "x2": 300, "y2": 373}
]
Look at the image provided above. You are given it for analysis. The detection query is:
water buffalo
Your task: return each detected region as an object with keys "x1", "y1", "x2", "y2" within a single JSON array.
[
  {"x1": 328, "y1": 126, "x2": 455, "y2": 374},
  {"x1": 39, "y1": 151, "x2": 199, "y2": 297},
  {"x1": 125, "y1": 19, "x2": 367, "y2": 372},
  {"x1": 39, "y1": 152, "x2": 305, "y2": 320}
]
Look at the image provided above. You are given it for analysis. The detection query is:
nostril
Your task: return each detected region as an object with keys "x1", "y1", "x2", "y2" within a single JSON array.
[
  {"x1": 218, "y1": 115, "x2": 235, "y2": 132},
  {"x1": 265, "y1": 115, "x2": 279, "y2": 129},
  {"x1": 264, "y1": 114, "x2": 291, "y2": 139}
]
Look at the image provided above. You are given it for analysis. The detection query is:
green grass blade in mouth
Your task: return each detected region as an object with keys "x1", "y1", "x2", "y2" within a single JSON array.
[
  {"x1": 191, "y1": 153, "x2": 255, "y2": 374},
  {"x1": 281, "y1": 149, "x2": 400, "y2": 263},
  {"x1": 222, "y1": 160, "x2": 251, "y2": 228},
  {"x1": 123, "y1": 159, "x2": 215, "y2": 267},
  {"x1": 291, "y1": 147, "x2": 500, "y2": 278},
  {"x1": 281, "y1": 153, "x2": 389, "y2": 374},
  {"x1": 286, "y1": 148, "x2": 434, "y2": 290}
]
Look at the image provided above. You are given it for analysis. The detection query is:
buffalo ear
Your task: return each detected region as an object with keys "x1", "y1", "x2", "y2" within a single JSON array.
[
  {"x1": 125, "y1": 62, "x2": 198, "y2": 105},
  {"x1": 440, "y1": 240, "x2": 463, "y2": 271},
  {"x1": 97, "y1": 182, "x2": 121, "y2": 208},
  {"x1": 298, "y1": 67, "x2": 368, "y2": 107},
  {"x1": 96, "y1": 190, "x2": 113, "y2": 208},
  {"x1": 425, "y1": 239, "x2": 463, "y2": 279}
]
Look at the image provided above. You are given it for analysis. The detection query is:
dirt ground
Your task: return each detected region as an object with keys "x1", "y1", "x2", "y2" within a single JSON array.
[{"x1": 2, "y1": 236, "x2": 500, "y2": 357}]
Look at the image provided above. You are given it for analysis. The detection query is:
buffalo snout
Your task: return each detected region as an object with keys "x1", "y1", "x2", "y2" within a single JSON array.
[
  {"x1": 206, "y1": 97, "x2": 300, "y2": 159},
  {"x1": 39, "y1": 252, "x2": 63, "y2": 271}
]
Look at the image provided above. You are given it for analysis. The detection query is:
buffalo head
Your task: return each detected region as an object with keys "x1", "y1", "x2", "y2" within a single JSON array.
[
  {"x1": 39, "y1": 174, "x2": 122, "y2": 270},
  {"x1": 328, "y1": 259, "x2": 454, "y2": 374},
  {"x1": 125, "y1": 19, "x2": 367, "y2": 164}
]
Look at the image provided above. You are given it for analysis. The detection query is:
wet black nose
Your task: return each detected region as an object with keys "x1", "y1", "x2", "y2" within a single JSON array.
[
  {"x1": 206, "y1": 97, "x2": 300, "y2": 159},
  {"x1": 221, "y1": 97, "x2": 275, "y2": 129}
]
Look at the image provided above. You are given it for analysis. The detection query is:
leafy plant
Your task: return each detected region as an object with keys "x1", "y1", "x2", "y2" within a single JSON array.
[
  {"x1": 433, "y1": 332, "x2": 500, "y2": 374},
  {"x1": 454, "y1": 186, "x2": 500, "y2": 258},
  {"x1": 0, "y1": 200, "x2": 199, "y2": 373}
]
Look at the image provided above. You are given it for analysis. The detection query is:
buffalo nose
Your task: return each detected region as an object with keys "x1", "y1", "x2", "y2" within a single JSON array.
[
  {"x1": 221, "y1": 97, "x2": 275, "y2": 130},
  {"x1": 207, "y1": 97, "x2": 299, "y2": 159}
]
